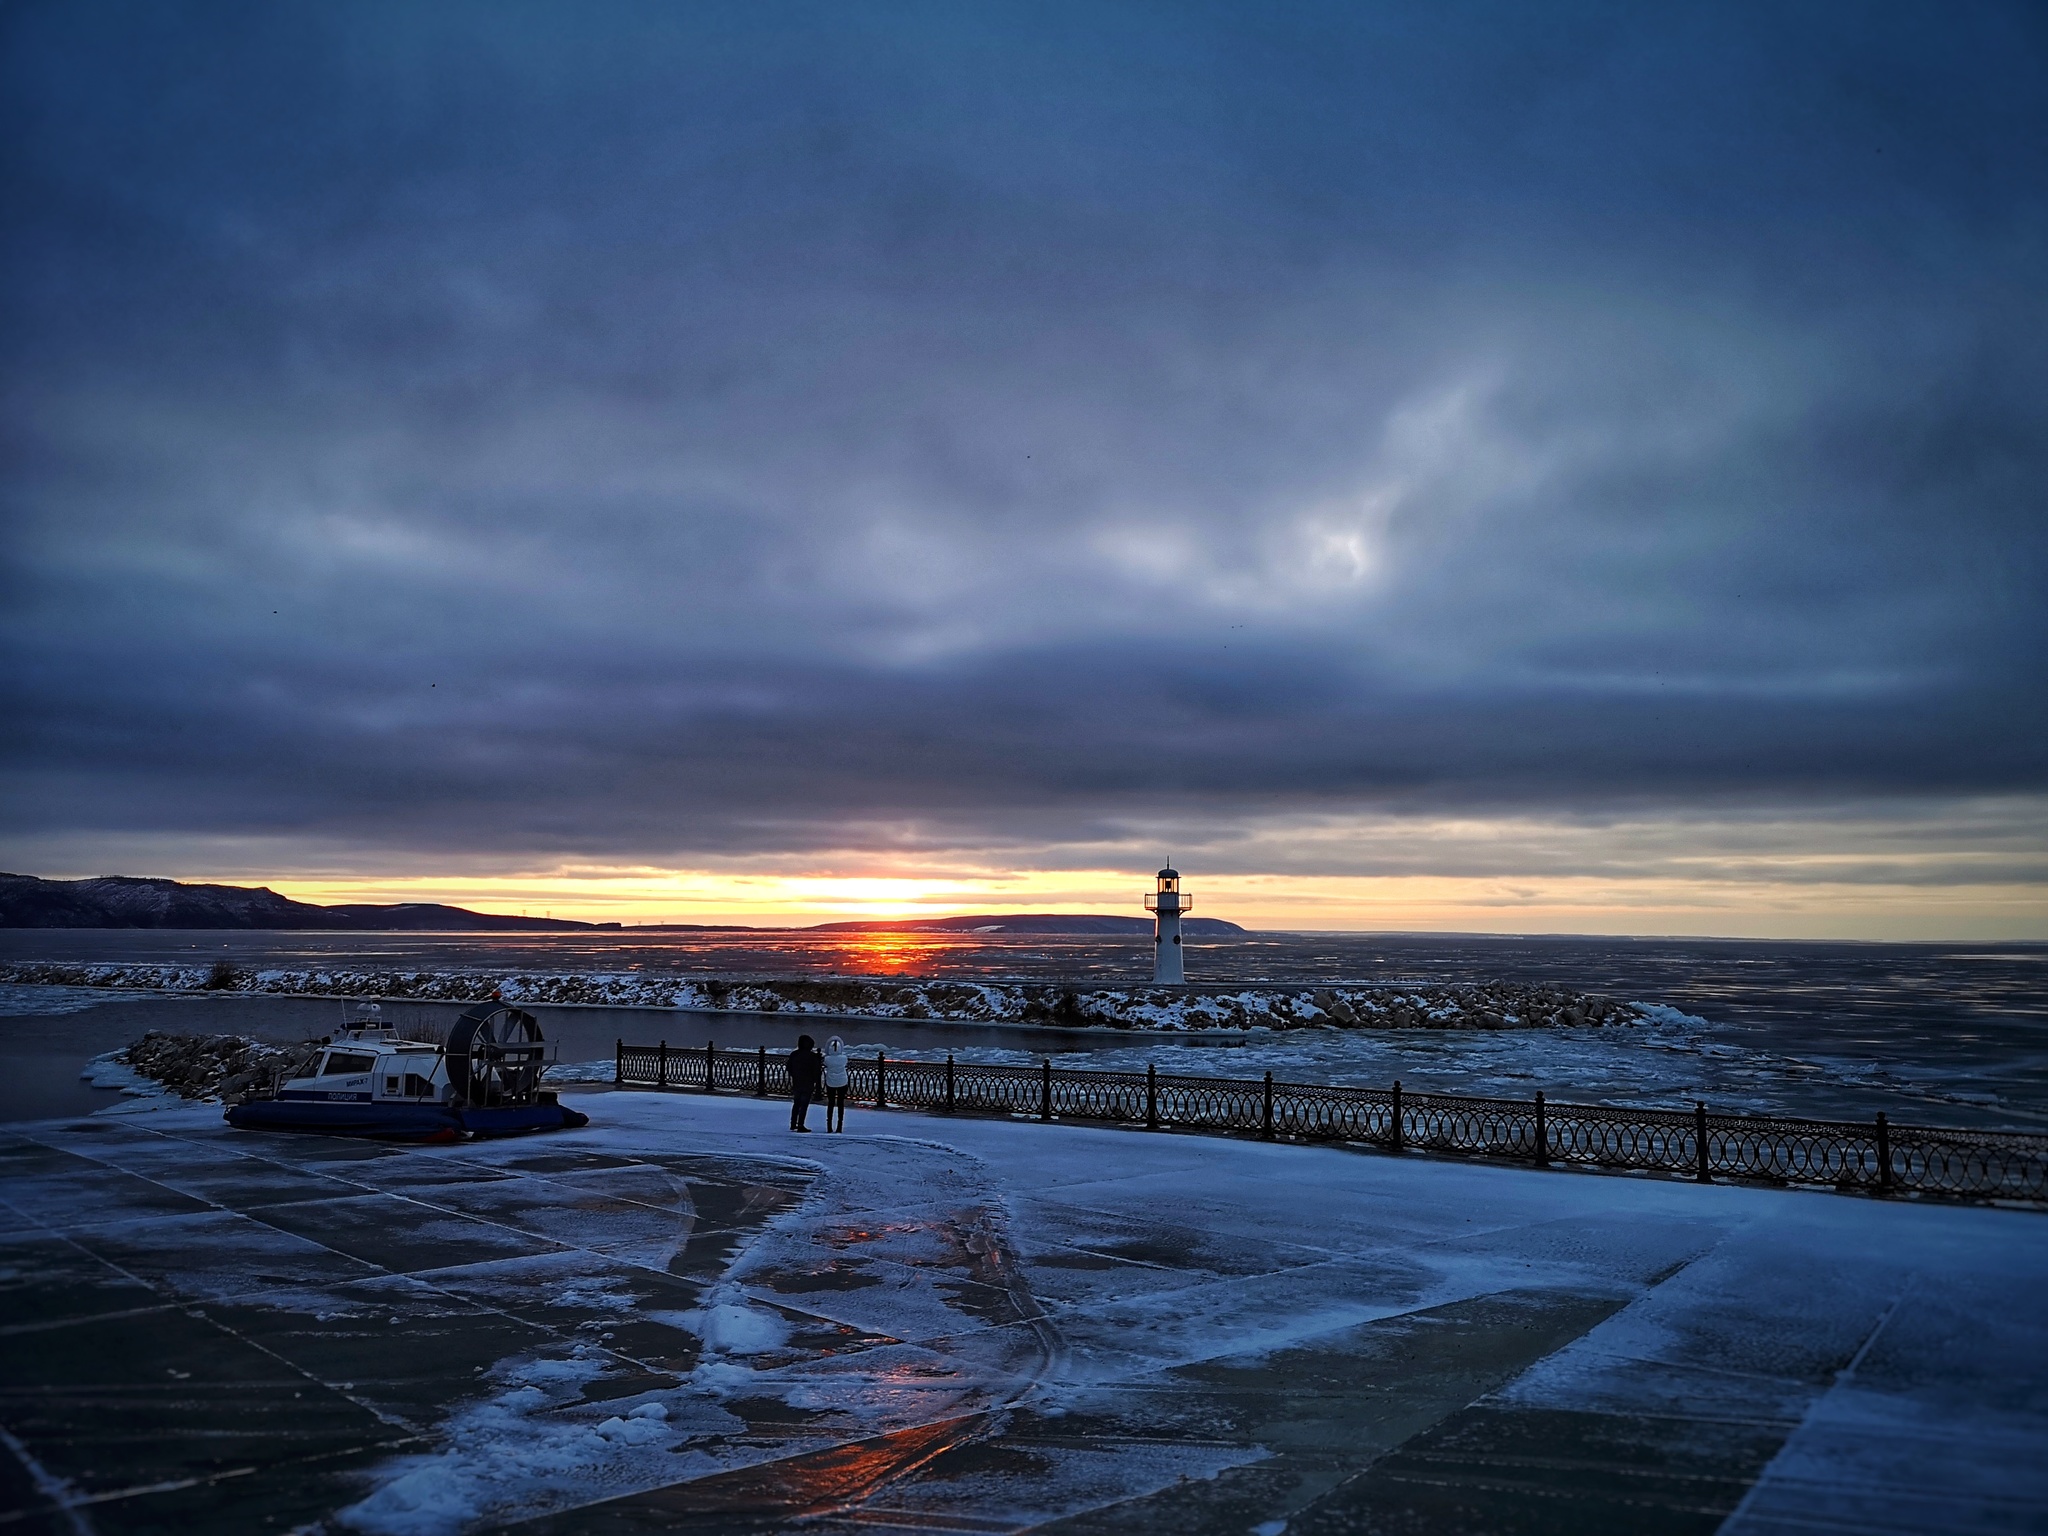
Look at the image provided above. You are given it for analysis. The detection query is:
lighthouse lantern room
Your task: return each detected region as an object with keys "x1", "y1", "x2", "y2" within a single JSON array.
[{"x1": 1144, "y1": 864, "x2": 1191, "y2": 984}]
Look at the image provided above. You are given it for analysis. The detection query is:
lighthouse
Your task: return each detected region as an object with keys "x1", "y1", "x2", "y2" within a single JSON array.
[{"x1": 1145, "y1": 864, "x2": 1191, "y2": 983}]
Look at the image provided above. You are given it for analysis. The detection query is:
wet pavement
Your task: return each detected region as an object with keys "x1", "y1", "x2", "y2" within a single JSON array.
[{"x1": 2, "y1": 1090, "x2": 2045, "y2": 1534}]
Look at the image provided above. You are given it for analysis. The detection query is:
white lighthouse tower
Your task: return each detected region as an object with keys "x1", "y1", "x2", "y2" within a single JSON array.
[{"x1": 1145, "y1": 864, "x2": 1191, "y2": 984}]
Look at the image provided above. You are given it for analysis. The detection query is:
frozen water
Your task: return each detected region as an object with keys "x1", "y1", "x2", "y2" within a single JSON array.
[
  {"x1": 78, "y1": 1046, "x2": 170, "y2": 1097},
  {"x1": 8, "y1": 929, "x2": 2047, "y2": 1129},
  {"x1": 0, "y1": 981, "x2": 166, "y2": 1016},
  {"x1": 550, "y1": 1001, "x2": 2037, "y2": 1128}
]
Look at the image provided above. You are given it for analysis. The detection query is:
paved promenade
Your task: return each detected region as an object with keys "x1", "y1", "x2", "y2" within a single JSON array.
[{"x1": 3, "y1": 1089, "x2": 2044, "y2": 1533}]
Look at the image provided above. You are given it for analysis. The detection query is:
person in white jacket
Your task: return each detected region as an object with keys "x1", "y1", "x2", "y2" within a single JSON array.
[{"x1": 821, "y1": 1036, "x2": 851, "y2": 1132}]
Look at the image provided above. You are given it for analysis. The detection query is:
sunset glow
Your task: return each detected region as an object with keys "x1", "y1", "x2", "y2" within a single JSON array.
[{"x1": 248, "y1": 865, "x2": 2048, "y2": 939}]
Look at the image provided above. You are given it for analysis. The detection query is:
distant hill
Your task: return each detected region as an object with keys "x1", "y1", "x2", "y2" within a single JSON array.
[
  {"x1": 0, "y1": 873, "x2": 618, "y2": 931},
  {"x1": 0, "y1": 873, "x2": 1245, "y2": 935},
  {"x1": 803, "y1": 913, "x2": 1247, "y2": 936}
]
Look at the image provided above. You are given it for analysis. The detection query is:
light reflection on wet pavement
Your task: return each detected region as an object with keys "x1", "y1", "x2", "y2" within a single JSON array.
[{"x1": 3, "y1": 1090, "x2": 2045, "y2": 1534}]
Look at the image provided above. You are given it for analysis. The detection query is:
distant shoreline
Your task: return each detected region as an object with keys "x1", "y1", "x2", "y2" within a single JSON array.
[{"x1": 0, "y1": 872, "x2": 1246, "y2": 936}]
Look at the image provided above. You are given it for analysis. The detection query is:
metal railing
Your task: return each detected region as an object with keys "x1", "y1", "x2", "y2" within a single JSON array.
[{"x1": 612, "y1": 1040, "x2": 2048, "y2": 1207}]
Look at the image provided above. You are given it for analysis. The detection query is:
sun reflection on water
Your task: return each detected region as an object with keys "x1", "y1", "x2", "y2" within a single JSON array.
[{"x1": 834, "y1": 933, "x2": 956, "y2": 975}]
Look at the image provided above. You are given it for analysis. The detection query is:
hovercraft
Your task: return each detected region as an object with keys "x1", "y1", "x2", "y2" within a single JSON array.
[{"x1": 225, "y1": 1001, "x2": 590, "y2": 1141}]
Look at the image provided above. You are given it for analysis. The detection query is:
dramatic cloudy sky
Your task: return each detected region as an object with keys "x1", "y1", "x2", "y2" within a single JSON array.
[{"x1": 4, "y1": 2, "x2": 2045, "y2": 933}]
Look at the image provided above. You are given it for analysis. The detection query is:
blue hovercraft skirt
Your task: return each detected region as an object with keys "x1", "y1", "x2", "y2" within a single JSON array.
[
  {"x1": 225, "y1": 1099, "x2": 589, "y2": 1141},
  {"x1": 460, "y1": 1103, "x2": 592, "y2": 1137}
]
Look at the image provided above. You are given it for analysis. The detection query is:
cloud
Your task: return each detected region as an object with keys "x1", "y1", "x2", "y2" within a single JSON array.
[{"x1": 1, "y1": 1, "x2": 2044, "y2": 924}]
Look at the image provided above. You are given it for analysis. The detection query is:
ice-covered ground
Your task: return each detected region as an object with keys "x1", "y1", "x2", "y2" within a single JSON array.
[{"x1": 2, "y1": 1087, "x2": 2044, "y2": 1534}]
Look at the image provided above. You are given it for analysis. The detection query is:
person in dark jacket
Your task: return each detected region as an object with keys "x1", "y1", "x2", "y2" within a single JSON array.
[{"x1": 787, "y1": 1034, "x2": 824, "y2": 1131}]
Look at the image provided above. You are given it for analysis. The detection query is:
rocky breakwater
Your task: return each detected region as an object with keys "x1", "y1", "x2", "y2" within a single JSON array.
[
  {"x1": 661, "y1": 977, "x2": 1643, "y2": 1031},
  {"x1": 6, "y1": 960, "x2": 1645, "y2": 1032},
  {"x1": 117, "y1": 1031, "x2": 320, "y2": 1101}
]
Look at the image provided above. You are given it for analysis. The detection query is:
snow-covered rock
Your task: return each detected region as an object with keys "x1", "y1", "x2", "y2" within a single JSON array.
[
  {"x1": 2, "y1": 962, "x2": 1644, "y2": 1033},
  {"x1": 112, "y1": 1030, "x2": 320, "y2": 1101}
]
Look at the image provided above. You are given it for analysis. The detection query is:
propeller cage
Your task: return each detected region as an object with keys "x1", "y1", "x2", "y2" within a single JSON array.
[{"x1": 447, "y1": 1003, "x2": 548, "y2": 1108}]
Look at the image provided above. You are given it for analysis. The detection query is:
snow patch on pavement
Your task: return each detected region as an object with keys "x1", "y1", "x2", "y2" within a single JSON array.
[
  {"x1": 337, "y1": 1342, "x2": 735, "y2": 1535},
  {"x1": 685, "y1": 1291, "x2": 792, "y2": 1356}
]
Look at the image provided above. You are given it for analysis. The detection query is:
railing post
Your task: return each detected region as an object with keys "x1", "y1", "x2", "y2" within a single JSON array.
[
  {"x1": 705, "y1": 1041, "x2": 717, "y2": 1094},
  {"x1": 1146, "y1": 1063, "x2": 1158, "y2": 1130},
  {"x1": 658, "y1": 1040, "x2": 668, "y2": 1089},
  {"x1": 614, "y1": 1038, "x2": 623, "y2": 1086},
  {"x1": 945, "y1": 1054, "x2": 955, "y2": 1113},
  {"x1": 1534, "y1": 1090, "x2": 1548, "y2": 1166},
  {"x1": 756, "y1": 1044, "x2": 767, "y2": 1097},
  {"x1": 1262, "y1": 1072, "x2": 1274, "y2": 1140},
  {"x1": 877, "y1": 1052, "x2": 887, "y2": 1109},
  {"x1": 1041, "y1": 1059, "x2": 1053, "y2": 1121},
  {"x1": 1876, "y1": 1112, "x2": 1892, "y2": 1193},
  {"x1": 1390, "y1": 1080, "x2": 1403, "y2": 1152},
  {"x1": 1694, "y1": 1101, "x2": 1710, "y2": 1183}
]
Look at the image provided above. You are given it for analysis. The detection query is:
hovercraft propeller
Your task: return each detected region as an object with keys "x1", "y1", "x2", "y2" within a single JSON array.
[{"x1": 447, "y1": 1002, "x2": 547, "y2": 1108}]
